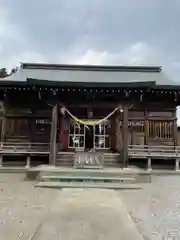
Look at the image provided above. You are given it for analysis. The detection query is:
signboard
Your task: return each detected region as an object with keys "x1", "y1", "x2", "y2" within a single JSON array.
[
  {"x1": 120, "y1": 121, "x2": 144, "y2": 126},
  {"x1": 74, "y1": 152, "x2": 104, "y2": 169}
]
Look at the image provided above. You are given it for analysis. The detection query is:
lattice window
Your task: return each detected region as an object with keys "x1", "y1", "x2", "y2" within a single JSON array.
[
  {"x1": 69, "y1": 122, "x2": 85, "y2": 148},
  {"x1": 148, "y1": 121, "x2": 172, "y2": 139},
  {"x1": 94, "y1": 121, "x2": 111, "y2": 149}
]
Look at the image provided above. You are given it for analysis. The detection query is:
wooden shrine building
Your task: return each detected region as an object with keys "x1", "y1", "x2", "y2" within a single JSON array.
[{"x1": 0, "y1": 63, "x2": 180, "y2": 169}]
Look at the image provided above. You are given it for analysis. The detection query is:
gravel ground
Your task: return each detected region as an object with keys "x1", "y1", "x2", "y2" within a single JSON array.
[
  {"x1": 0, "y1": 173, "x2": 59, "y2": 240},
  {"x1": 1, "y1": 173, "x2": 180, "y2": 240},
  {"x1": 120, "y1": 176, "x2": 180, "y2": 240}
]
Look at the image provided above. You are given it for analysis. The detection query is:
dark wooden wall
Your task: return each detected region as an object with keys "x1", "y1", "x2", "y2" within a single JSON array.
[{"x1": 0, "y1": 89, "x2": 177, "y2": 150}]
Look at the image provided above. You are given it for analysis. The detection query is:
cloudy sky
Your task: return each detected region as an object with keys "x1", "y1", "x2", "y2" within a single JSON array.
[
  {"x1": 0, "y1": 0, "x2": 180, "y2": 80},
  {"x1": 1, "y1": 0, "x2": 180, "y2": 123},
  {"x1": 2, "y1": 0, "x2": 180, "y2": 122}
]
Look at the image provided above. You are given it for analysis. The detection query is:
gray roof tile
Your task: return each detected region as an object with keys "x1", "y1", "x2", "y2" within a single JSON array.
[{"x1": 3, "y1": 63, "x2": 178, "y2": 86}]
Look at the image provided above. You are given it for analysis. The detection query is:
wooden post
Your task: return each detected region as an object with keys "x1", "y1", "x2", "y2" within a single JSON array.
[
  {"x1": 172, "y1": 110, "x2": 177, "y2": 147},
  {"x1": 0, "y1": 155, "x2": 3, "y2": 167},
  {"x1": 147, "y1": 157, "x2": 152, "y2": 170},
  {"x1": 144, "y1": 109, "x2": 149, "y2": 146},
  {"x1": 25, "y1": 155, "x2": 31, "y2": 168},
  {"x1": 122, "y1": 106, "x2": 128, "y2": 168},
  {"x1": 175, "y1": 158, "x2": 179, "y2": 171},
  {"x1": 0, "y1": 101, "x2": 6, "y2": 145},
  {"x1": 49, "y1": 104, "x2": 58, "y2": 165},
  {"x1": 110, "y1": 113, "x2": 117, "y2": 152}
]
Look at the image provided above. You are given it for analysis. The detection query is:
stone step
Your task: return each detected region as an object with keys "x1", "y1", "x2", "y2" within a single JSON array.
[
  {"x1": 35, "y1": 181, "x2": 142, "y2": 190},
  {"x1": 27, "y1": 166, "x2": 151, "y2": 183},
  {"x1": 41, "y1": 175, "x2": 135, "y2": 183}
]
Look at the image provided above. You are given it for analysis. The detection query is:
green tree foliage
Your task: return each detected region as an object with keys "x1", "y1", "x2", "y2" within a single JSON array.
[
  {"x1": 0, "y1": 67, "x2": 18, "y2": 78},
  {"x1": 0, "y1": 68, "x2": 8, "y2": 78}
]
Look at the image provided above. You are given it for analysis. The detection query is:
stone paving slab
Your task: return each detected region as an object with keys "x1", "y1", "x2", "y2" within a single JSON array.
[{"x1": 32, "y1": 189, "x2": 144, "y2": 240}]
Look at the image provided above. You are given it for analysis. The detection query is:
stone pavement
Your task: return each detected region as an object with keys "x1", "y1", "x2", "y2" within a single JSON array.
[{"x1": 31, "y1": 189, "x2": 144, "y2": 240}]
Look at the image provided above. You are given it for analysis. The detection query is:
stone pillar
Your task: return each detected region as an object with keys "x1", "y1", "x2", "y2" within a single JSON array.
[
  {"x1": 49, "y1": 104, "x2": 58, "y2": 165},
  {"x1": 122, "y1": 106, "x2": 128, "y2": 168}
]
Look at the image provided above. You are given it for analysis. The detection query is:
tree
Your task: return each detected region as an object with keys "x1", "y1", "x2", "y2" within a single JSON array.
[{"x1": 0, "y1": 68, "x2": 8, "y2": 78}]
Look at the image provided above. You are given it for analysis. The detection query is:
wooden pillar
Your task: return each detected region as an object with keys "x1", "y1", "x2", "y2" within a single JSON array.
[
  {"x1": 122, "y1": 106, "x2": 128, "y2": 168},
  {"x1": 25, "y1": 155, "x2": 31, "y2": 168},
  {"x1": 175, "y1": 158, "x2": 179, "y2": 171},
  {"x1": 110, "y1": 114, "x2": 117, "y2": 152},
  {"x1": 0, "y1": 155, "x2": 3, "y2": 167},
  {"x1": 144, "y1": 109, "x2": 149, "y2": 146},
  {"x1": 172, "y1": 110, "x2": 177, "y2": 147},
  {"x1": 49, "y1": 104, "x2": 58, "y2": 165},
  {"x1": 0, "y1": 99, "x2": 6, "y2": 147},
  {"x1": 147, "y1": 157, "x2": 152, "y2": 170},
  {"x1": 116, "y1": 114, "x2": 122, "y2": 152},
  {"x1": 0, "y1": 116, "x2": 6, "y2": 145}
]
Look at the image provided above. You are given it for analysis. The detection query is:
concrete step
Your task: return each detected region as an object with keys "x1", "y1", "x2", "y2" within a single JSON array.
[
  {"x1": 26, "y1": 165, "x2": 151, "y2": 183},
  {"x1": 0, "y1": 167, "x2": 27, "y2": 173},
  {"x1": 35, "y1": 181, "x2": 142, "y2": 190},
  {"x1": 39, "y1": 169, "x2": 134, "y2": 177},
  {"x1": 41, "y1": 175, "x2": 135, "y2": 183}
]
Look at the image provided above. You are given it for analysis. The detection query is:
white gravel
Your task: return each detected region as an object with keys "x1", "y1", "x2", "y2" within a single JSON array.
[
  {"x1": 0, "y1": 173, "x2": 59, "y2": 240},
  {"x1": 1, "y1": 173, "x2": 180, "y2": 240},
  {"x1": 120, "y1": 176, "x2": 180, "y2": 240}
]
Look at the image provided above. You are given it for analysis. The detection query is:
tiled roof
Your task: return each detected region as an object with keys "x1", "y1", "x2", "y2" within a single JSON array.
[{"x1": 3, "y1": 63, "x2": 177, "y2": 86}]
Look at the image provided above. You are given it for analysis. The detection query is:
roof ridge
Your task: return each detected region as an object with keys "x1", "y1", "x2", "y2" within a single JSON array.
[{"x1": 21, "y1": 62, "x2": 162, "y2": 73}]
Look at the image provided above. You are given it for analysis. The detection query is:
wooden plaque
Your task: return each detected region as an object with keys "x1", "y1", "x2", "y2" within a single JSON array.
[{"x1": 74, "y1": 152, "x2": 104, "y2": 169}]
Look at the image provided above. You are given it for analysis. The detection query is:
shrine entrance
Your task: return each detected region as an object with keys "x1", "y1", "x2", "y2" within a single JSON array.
[
  {"x1": 85, "y1": 126, "x2": 94, "y2": 150},
  {"x1": 68, "y1": 120, "x2": 111, "y2": 151}
]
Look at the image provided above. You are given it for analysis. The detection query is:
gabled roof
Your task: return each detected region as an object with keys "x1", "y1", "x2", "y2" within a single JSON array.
[{"x1": 3, "y1": 62, "x2": 178, "y2": 88}]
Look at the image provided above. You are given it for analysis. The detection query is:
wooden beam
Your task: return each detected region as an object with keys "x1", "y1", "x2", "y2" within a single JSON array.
[
  {"x1": 65, "y1": 102, "x2": 123, "y2": 108},
  {"x1": 49, "y1": 104, "x2": 58, "y2": 165},
  {"x1": 122, "y1": 106, "x2": 128, "y2": 167}
]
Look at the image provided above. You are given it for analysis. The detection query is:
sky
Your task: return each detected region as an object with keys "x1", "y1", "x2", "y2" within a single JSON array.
[{"x1": 1, "y1": 0, "x2": 180, "y2": 122}]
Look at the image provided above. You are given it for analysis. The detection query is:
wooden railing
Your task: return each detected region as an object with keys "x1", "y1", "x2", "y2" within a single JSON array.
[
  {"x1": 0, "y1": 142, "x2": 180, "y2": 159},
  {"x1": 0, "y1": 142, "x2": 50, "y2": 154},
  {"x1": 128, "y1": 145, "x2": 180, "y2": 159}
]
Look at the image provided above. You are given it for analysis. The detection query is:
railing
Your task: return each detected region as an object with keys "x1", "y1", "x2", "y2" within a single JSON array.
[
  {"x1": 0, "y1": 142, "x2": 50, "y2": 154},
  {"x1": 128, "y1": 145, "x2": 180, "y2": 158}
]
